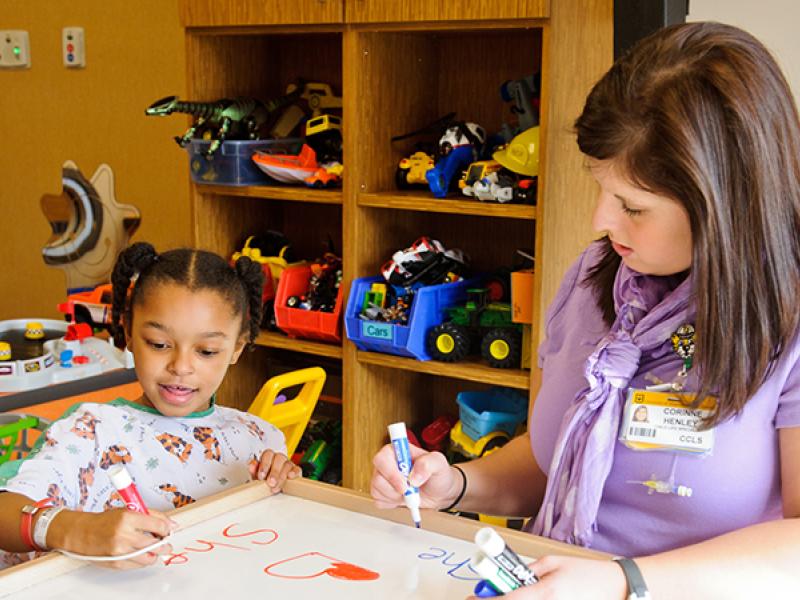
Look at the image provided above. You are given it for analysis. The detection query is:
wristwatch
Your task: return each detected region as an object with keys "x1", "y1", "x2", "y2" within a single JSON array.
[
  {"x1": 613, "y1": 557, "x2": 651, "y2": 600},
  {"x1": 20, "y1": 499, "x2": 53, "y2": 551}
]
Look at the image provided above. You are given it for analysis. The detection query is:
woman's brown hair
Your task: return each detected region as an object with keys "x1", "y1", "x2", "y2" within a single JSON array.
[{"x1": 576, "y1": 22, "x2": 800, "y2": 425}]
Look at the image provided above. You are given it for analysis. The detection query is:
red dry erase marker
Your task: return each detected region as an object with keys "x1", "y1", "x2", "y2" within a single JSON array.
[{"x1": 108, "y1": 465, "x2": 149, "y2": 514}]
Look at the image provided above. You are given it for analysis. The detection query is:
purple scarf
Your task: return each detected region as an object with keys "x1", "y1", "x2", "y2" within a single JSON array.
[{"x1": 529, "y1": 261, "x2": 693, "y2": 546}]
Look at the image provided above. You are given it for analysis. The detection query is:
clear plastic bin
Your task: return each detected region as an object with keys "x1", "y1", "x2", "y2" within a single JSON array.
[{"x1": 188, "y1": 138, "x2": 302, "y2": 186}]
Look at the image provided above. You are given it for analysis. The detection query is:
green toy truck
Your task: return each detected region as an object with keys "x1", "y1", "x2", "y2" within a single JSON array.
[{"x1": 426, "y1": 288, "x2": 522, "y2": 368}]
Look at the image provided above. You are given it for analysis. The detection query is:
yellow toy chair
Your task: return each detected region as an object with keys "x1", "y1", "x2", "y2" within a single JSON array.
[{"x1": 247, "y1": 367, "x2": 326, "y2": 456}]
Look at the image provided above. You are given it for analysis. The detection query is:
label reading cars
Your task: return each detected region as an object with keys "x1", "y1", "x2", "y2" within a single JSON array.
[
  {"x1": 620, "y1": 388, "x2": 717, "y2": 454},
  {"x1": 362, "y1": 321, "x2": 393, "y2": 342}
]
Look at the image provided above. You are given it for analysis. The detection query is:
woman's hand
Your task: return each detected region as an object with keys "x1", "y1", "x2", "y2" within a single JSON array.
[
  {"x1": 54, "y1": 508, "x2": 176, "y2": 570},
  {"x1": 468, "y1": 556, "x2": 627, "y2": 600},
  {"x1": 250, "y1": 449, "x2": 302, "y2": 494},
  {"x1": 371, "y1": 443, "x2": 462, "y2": 510}
]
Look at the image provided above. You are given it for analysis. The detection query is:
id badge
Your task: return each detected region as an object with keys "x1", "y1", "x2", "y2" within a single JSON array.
[{"x1": 620, "y1": 388, "x2": 717, "y2": 454}]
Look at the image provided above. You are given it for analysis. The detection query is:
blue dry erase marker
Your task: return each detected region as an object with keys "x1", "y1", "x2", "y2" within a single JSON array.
[{"x1": 388, "y1": 422, "x2": 422, "y2": 528}]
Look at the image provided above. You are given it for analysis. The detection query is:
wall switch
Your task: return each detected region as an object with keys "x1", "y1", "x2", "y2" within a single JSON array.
[
  {"x1": 62, "y1": 27, "x2": 85, "y2": 68},
  {"x1": 0, "y1": 30, "x2": 31, "y2": 68}
]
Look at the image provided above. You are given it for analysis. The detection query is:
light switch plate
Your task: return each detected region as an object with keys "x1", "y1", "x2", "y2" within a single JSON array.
[
  {"x1": 0, "y1": 30, "x2": 31, "y2": 68},
  {"x1": 62, "y1": 27, "x2": 85, "y2": 68}
]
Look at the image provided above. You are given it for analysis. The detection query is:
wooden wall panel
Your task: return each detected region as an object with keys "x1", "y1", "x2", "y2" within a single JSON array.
[
  {"x1": 0, "y1": 0, "x2": 189, "y2": 321},
  {"x1": 181, "y1": 0, "x2": 344, "y2": 27},
  {"x1": 537, "y1": 0, "x2": 613, "y2": 338},
  {"x1": 346, "y1": 0, "x2": 549, "y2": 23}
]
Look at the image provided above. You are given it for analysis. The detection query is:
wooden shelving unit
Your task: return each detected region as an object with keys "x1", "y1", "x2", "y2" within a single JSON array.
[
  {"x1": 358, "y1": 191, "x2": 536, "y2": 220},
  {"x1": 357, "y1": 351, "x2": 530, "y2": 390},
  {"x1": 179, "y1": 0, "x2": 612, "y2": 492},
  {"x1": 255, "y1": 331, "x2": 343, "y2": 360},
  {"x1": 196, "y1": 184, "x2": 343, "y2": 205}
]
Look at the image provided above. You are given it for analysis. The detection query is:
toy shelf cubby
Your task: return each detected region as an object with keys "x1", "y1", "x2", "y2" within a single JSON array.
[{"x1": 179, "y1": 0, "x2": 612, "y2": 492}]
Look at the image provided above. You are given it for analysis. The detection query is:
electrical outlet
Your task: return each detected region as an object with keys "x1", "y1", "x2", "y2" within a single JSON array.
[
  {"x1": 62, "y1": 27, "x2": 85, "y2": 68},
  {"x1": 0, "y1": 30, "x2": 31, "y2": 68}
]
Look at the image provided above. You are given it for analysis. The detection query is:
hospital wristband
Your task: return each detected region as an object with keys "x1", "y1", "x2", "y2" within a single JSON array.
[
  {"x1": 441, "y1": 464, "x2": 467, "y2": 512},
  {"x1": 33, "y1": 506, "x2": 65, "y2": 551},
  {"x1": 20, "y1": 499, "x2": 53, "y2": 551}
]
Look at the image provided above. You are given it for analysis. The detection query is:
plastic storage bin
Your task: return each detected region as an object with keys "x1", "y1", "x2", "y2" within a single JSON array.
[
  {"x1": 274, "y1": 265, "x2": 343, "y2": 343},
  {"x1": 456, "y1": 387, "x2": 528, "y2": 440},
  {"x1": 344, "y1": 276, "x2": 475, "y2": 361},
  {"x1": 188, "y1": 138, "x2": 302, "y2": 186}
]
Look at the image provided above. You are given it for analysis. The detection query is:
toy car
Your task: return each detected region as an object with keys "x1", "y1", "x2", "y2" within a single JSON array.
[
  {"x1": 459, "y1": 160, "x2": 502, "y2": 195},
  {"x1": 305, "y1": 162, "x2": 343, "y2": 188},
  {"x1": 305, "y1": 114, "x2": 343, "y2": 163},
  {"x1": 57, "y1": 284, "x2": 113, "y2": 331},
  {"x1": 449, "y1": 420, "x2": 510, "y2": 461},
  {"x1": 427, "y1": 288, "x2": 522, "y2": 368}
]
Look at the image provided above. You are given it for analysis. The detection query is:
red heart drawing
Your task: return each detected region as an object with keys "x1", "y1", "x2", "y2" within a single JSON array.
[{"x1": 264, "y1": 551, "x2": 380, "y2": 581}]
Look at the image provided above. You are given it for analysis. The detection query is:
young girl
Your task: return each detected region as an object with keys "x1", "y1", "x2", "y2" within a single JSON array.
[
  {"x1": 373, "y1": 22, "x2": 800, "y2": 598},
  {"x1": 0, "y1": 242, "x2": 300, "y2": 570}
]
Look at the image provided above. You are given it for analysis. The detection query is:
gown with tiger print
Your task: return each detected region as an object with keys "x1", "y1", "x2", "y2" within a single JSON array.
[{"x1": 0, "y1": 398, "x2": 285, "y2": 569}]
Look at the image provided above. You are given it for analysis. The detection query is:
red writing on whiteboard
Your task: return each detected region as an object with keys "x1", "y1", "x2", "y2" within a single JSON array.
[
  {"x1": 264, "y1": 552, "x2": 380, "y2": 581},
  {"x1": 163, "y1": 523, "x2": 279, "y2": 566}
]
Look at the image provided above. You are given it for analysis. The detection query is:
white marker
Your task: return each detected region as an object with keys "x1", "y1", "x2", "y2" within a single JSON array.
[
  {"x1": 388, "y1": 422, "x2": 422, "y2": 528},
  {"x1": 470, "y1": 551, "x2": 520, "y2": 594},
  {"x1": 475, "y1": 527, "x2": 538, "y2": 587}
]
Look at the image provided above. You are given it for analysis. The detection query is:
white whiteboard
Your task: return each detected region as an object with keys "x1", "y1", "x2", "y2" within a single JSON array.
[{"x1": 3, "y1": 493, "x2": 518, "y2": 599}]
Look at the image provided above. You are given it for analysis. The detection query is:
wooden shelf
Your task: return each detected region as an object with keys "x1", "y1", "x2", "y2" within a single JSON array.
[
  {"x1": 356, "y1": 350, "x2": 530, "y2": 390},
  {"x1": 196, "y1": 184, "x2": 343, "y2": 205},
  {"x1": 358, "y1": 191, "x2": 535, "y2": 220},
  {"x1": 255, "y1": 330, "x2": 343, "y2": 359}
]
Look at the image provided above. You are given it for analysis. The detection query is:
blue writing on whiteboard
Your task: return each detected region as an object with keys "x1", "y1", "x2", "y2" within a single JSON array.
[{"x1": 417, "y1": 547, "x2": 481, "y2": 581}]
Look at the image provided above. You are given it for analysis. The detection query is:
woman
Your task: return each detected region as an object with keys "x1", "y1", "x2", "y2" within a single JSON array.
[{"x1": 372, "y1": 22, "x2": 800, "y2": 598}]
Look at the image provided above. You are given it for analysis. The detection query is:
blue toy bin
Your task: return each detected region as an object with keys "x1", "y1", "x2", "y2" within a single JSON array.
[
  {"x1": 456, "y1": 387, "x2": 529, "y2": 440},
  {"x1": 345, "y1": 276, "x2": 475, "y2": 361}
]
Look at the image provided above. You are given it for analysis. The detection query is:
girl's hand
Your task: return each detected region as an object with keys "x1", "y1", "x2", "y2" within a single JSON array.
[
  {"x1": 467, "y1": 556, "x2": 627, "y2": 600},
  {"x1": 58, "y1": 508, "x2": 176, "y2": 570},
  {"x1": 371, "y1": 443, "x2": 461, "y2": 510},
  {"x1": 250, "y1": 449, "x2": 302, "y2": 494}
]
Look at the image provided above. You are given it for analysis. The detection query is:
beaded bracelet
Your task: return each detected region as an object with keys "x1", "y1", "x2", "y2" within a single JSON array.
[{"x1": 441, "y1": 464, "x2": 467, "y2": 512}]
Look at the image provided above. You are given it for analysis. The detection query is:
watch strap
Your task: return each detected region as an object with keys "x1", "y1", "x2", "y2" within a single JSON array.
[
  {"x1": 613, "y1": 557, "x2": 650, "y2": 600},
  {"x1": 33, "y1": 506, "x2": 64, "y2": 551},
  {"x1": 20, "y1": 499, "x2": 53, "y2": 551}
]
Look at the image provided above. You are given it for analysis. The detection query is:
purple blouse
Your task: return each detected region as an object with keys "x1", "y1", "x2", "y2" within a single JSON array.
[{"x1": 530, "y1": 242, "x2": 800, "y2": 556}]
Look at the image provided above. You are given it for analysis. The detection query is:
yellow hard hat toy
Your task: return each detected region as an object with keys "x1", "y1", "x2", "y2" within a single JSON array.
[{"x1": 492, "y1": 126, "x2": 540, "y2": 177}]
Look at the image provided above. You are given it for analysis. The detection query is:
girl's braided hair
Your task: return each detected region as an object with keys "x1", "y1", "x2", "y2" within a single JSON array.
[{"x1": 110, "y1": 242, "x2": 263, "y2": 348}]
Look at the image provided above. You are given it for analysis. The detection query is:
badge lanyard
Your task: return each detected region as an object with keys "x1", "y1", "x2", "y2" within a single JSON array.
[{"x1": 619, "y1": 324, "x2": 714, "y2": 498}]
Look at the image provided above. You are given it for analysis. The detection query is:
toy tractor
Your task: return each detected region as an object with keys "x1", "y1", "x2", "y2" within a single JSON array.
[{"x1": 426, "y1": 288, "x2": 522, "y2": 368}]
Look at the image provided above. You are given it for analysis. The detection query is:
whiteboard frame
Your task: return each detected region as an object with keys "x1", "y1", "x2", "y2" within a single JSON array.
[{"x1": 0, "y1": 479, "x2": 607, "y2": 596}]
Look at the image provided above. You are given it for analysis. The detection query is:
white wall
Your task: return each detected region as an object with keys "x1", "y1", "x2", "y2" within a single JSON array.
[{"x1": 688, "y1": 0, "x2": 800, "y2": 102}]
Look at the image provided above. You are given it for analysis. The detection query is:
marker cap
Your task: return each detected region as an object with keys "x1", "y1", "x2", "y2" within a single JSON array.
[
  {"x1": 108, "y1": 464, "x2": 133, "y2": 491},
  {"x1": 388, "y1": 422, "x2": 407, "y2": 441},
  {"x1": 475, "y1": 527, "x2": 505, "y2": 556},
  {"x1": 473, "y1": 580, "x2": 501, "y2": 597}
]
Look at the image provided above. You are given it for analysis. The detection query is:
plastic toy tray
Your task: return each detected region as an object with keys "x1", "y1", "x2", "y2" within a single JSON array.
[
  {"x1": 456, "y1": 387, "x2": 528, "y2": 440},
  {"x1": 344, "y1": 276, "x2": 474, "y2": 361},
  {"x1": 187, "y1": 138, "x2": 302, "y2": 186},
  {"x1": 274, "y1": 265, "x2": 343, "y2": 343}
]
